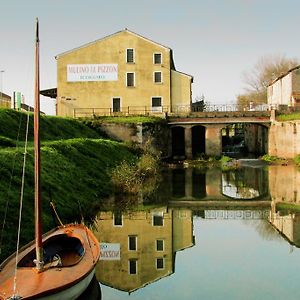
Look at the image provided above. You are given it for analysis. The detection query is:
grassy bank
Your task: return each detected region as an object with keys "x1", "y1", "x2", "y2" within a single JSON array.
[
  {"x1": 276, "y1": 112, "x2": 300, "y2": 121},
  {"x1": 0, "y1": 109, "x2": 136, "y2": 261}
]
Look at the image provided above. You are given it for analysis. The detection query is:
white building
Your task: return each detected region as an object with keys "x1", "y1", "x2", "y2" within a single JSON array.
[{"x1": 267, "y1": 65, "x2": 300, "y2": 109}]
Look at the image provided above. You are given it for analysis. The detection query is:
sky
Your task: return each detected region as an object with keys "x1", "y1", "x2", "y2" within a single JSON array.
[{"x1": 0, "y1": 0, "x2": 300, "y2": 115}]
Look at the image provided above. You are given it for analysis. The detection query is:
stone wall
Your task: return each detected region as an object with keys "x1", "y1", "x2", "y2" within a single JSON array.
[
  {"x1": 268, "y1": 121, "x2": 300, "y2": 158},
  {"x1": 99, "y1": 122, "x2": 170, "y2": 157}
]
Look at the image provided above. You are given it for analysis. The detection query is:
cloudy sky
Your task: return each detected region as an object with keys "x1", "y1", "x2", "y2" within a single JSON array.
[{"x1": 0, "y1": 0, "x2": 299, "y2": 114}]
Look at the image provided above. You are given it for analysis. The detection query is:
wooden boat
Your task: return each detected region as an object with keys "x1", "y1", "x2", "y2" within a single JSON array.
[{"x1": 0, "y1": 19, "x2": 100, "y2": 300}]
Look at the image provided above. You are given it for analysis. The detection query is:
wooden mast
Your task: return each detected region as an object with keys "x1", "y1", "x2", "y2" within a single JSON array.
[{"x1": 34, "y1": 17, "x2": 43, "y2": 271}]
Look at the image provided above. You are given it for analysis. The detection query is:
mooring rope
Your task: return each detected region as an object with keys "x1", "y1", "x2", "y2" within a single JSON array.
[
  {"x1": 12, "y1": 111, "x2": 30, "y2": 296},
  {"x1": 0, "y1": 112, "x2": 24, "y2": 254}
]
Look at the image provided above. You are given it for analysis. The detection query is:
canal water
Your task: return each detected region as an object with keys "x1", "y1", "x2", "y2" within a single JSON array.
[{"x1": 93, "y1": 163, "x2": 300, "y2": 300}]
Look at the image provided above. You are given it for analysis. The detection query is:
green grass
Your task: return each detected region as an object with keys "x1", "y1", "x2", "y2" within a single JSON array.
[
  {"x1": 260, "y1": 154, "x2": 284, "y2": 163},
  {"x1": 276, "y1": 202, "x2": 300, "y2": 213},
  {"x1": 276, "y1": 112, "x2": 300, "y2": 121},
  {"x1": 295, "y1": 154, "x2": 300, "y2": 166},
  {"x1": 0, "y1": 108, "x2": 100, "y2": 141},
  {"x1": 0, "y1": 109, "x2": 138, "y2": 262},
  {"x1": 0, "y1": 138, "x2": 135, "y2": 261}
]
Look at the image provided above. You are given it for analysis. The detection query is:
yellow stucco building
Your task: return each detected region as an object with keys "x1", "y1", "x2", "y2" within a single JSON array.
[{"x1": 55, "y1": 29, "x2": 193, "y2": 117}]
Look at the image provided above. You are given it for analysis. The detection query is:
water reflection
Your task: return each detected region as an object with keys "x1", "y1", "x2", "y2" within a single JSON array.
[
  {"x1": 93, "y1": 164, "x2": 300, "y2": 298},
  {"x1": 93, "y1": 207, "x2": 194, "y2": 293},
  {"x1": 160, "y1": 166, "x2": 269, "y2": 201}
]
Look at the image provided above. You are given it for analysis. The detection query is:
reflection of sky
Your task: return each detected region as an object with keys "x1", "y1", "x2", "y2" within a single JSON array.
[
  {"x1": 222, "y1": 174, "x2": 260, "y2": 199},
  {"x1": 101, "y1": 218, "x2": 300, "y2": 300}
]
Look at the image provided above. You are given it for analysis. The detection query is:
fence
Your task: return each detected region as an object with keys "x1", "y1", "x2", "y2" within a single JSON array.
[{"x1": 73, "y1": 103, "x2": 271, "y2": 118}]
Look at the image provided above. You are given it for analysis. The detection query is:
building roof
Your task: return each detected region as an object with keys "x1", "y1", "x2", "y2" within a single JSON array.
[
  {"x1": 0, "y1": 92, "x2": 11, "y2": 100},
  {"x1": 268, "y1": 65, "x2": 300, "y2": 86},
  {"x1": 40, "y1": 88, "x2": 57, "y2": 99},
  {"x1": 55, "y1": 29, "x2": 172, "y2": 59},
  {"x1": 171, "y1": 69, "x2": 194, "y2": 82}
]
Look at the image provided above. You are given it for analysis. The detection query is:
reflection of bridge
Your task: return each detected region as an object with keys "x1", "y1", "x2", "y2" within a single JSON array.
[{"x1": 168, "y1": 200, "x2": 271, "y2": 211}]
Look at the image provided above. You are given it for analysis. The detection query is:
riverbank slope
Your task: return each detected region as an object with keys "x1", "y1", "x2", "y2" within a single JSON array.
[{"x1": 0, "y1": 109, "x2": 135, "y2": 261}]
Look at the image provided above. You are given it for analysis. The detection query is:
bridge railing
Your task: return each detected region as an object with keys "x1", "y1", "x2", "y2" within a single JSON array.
[
  {"x1": 73, "y1": 103, "x2": 270, "y2": 118},
  {"x1": 73, "y1": 106, "x2": 170, "y2": 118}
]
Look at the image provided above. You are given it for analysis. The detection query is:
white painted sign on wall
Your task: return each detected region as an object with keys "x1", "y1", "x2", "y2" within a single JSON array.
[
  {"x1": 99, "y1": 243, "x2": 120, "y2": 260},
  {"x1": 67, "y1": 64, "x2": 118, "y2": 82}
]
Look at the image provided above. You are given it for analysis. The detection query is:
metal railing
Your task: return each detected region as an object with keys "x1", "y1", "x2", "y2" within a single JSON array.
[
  {"x1": 73, "y1": 106, "x2": 170, "y2": 118},
  {"x1": 73, "y1": 103, "x2": 271, "y2": 118}
]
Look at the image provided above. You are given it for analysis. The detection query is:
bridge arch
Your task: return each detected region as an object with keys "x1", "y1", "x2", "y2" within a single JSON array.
[
  {"x1": 171, "y1": 126, "x2": 185, "y2": 157},
  {"x1": 192, "y1": 125, "x2": 206, "y2": 157},
  {"x1": 221, "y1": 123, "x2": 269, "y2": 157}
]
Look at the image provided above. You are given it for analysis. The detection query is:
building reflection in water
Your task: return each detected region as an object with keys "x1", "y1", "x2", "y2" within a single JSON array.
[
  {"x1": 268, "y1": 165, "x2": 300, "y2": 248},
  {"x1": 93, "y1": 207, "x2": 194, "y2": 293},
  {"x1": 93, "y1": 164, "x2": 300, "y2": 293}
]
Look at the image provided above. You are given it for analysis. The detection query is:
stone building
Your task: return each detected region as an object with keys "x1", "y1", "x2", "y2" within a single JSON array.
[
  {"x1": 267, "y1": 65, "x2": 300, "y2": 109},
  {"x1": 55, "y1": 29, "x2": 193, "y2": 117}
]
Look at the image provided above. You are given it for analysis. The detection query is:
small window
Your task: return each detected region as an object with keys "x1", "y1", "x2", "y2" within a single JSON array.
[
  {"x1": 129, "y1": 259, "x2": 137, "y2": 274},
  {"x1": 152, "y1": 97, "x2": 162, "y2": 107},
  {"x1": 112, "y1": 97, "x2": 121, "y2": 112},
  {"x1": 126, "y1": 49, "x2": 134, "y2": 63},
  {"x1": 154, "y1": 53, "x2": 162, "y2": 64},
  {"x1": 113, "y1": 211, "x2": 122, "y2": 226},
  {"x1": 156, "y1": 240, "x2": 164, "y2": 251},
  {"x1": 154, "y1": 71, "x2": 162, "y2": 83},
  {"x1": 156, "y1": 258, "x2": 164, "y2": 269},
  {"x1": 129, "y1": 236, "x2": 137, "y2": 251},
  {"x1": 126, "y1": 72, "x2": 135, "y2": 87}
]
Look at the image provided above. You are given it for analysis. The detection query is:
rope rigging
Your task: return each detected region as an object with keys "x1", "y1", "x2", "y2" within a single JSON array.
[
  {"x1": 12, "y1": 111, "x2": 30, "y2": 296},
  {"x1": 0, "y1": 112, "x2": 27, "y2": 255}
]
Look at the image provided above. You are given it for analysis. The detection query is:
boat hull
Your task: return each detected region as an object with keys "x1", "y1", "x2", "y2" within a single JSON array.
[
  {"x1": 0, "y1": 224, "x2": 100, "y2": 300},
  {"x1": 38, "y1": 269, "x2": 95, "y2": 300}
]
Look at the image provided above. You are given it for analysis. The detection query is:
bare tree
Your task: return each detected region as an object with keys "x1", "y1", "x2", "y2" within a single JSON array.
[{"x1": 237, "y1": 54, "x2": 299, "y2": 106}]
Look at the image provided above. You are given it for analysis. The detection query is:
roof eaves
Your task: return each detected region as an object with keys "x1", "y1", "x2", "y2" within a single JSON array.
[
  {"x1": 268, "y1": 65, "x2": 300, "y2": 87},
  {"x1": 171, "y1": 69, "x2": 194, "y2": 81}
]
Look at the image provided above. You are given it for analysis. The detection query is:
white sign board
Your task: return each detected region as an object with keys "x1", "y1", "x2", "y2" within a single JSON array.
[
  {"x1": 67, "y1": 64, "x2": 118, "y2": 82},
  {"x1": 99, "y1": 243, "x2": 120, "y2": 260}
]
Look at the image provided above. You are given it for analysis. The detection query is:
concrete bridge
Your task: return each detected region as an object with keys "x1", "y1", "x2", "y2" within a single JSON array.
[{"x1": 167, "y1": 110, "x2": 272, "y2": 158}]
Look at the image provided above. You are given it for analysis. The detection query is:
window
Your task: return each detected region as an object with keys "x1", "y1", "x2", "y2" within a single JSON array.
[
  {"x1": 112, "y1": 98, "x2": 121, "y2": 112},
  {"x1": 126, "y1": 72, "x2": 135, "y2": 87},
  {"x1": 151, "y1": 97, "x2": 162, "y2": 112},
  {"x1": 129, "y1": 236, "x2": 137, "y2": 251},
  {"x1": 153, "y1": 212, "x2": 163, "y2": 226},
  {"x1": 113, "y1": 211, "x2": 122, "y2": 226},
  {"x1": 154, "y1": 71, "x2": 162, "y2": 83},
  {"x1": 156, "y1": 239, "x2": 164, "y2": 251},
  {"x1": 126, "y1": 48, "x2": 134, "y2": 63},
  {"x1": 154, "y1": 53, "x2": 162, "y2": 64},
  {"x1": 129, "y1": 259, "x2": 137, "y2": 274},
  {"x1": 152, "y1": 97, "x2": 162, "y2": 107},
  {"x1": 156, "y1": 258, "x2": 164, "y2": 270}
]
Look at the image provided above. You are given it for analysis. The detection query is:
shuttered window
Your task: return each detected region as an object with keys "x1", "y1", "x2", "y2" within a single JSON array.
[
  {"x1": 154, "y1": 53, "x2": 162, "y2": 64},
  {"x1": 126, "y1": 72, "x2": 135, "y2": 87},
  {"x1": 154, "y1": 71, "x2": 162, "y2": 83},
  {"x1": 126, "y1": 48, "x2": 134, "y2": 63}
]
